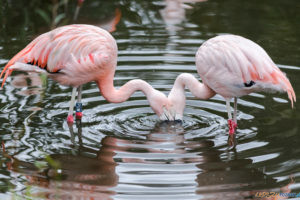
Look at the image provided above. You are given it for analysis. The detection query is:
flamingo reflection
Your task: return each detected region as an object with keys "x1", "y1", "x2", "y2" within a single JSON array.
[
  {"x1": 2, "y1": 120, "x2": 294, "y2": 199},
  {"x1": 160, "y1": 0, "x2": 207, "y2": 33}
]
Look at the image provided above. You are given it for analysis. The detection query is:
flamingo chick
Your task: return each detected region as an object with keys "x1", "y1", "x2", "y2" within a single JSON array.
[
  {"x1": 0, "y1": 24, "x2": 172, "y2": 123},
  {"x1": 168, "y1": 34, "x2": 296, "y2": 145}
]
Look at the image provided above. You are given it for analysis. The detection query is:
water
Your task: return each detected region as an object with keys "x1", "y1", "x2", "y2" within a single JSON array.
[{"x1": 0, "y1": 0, "x2": 300, "y2": 199}]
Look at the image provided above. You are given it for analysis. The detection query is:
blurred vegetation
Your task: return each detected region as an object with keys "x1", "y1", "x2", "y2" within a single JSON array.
[
  {"x1": 0, "y1": 0, "x2": 121, "y2": 59},
  {"x1": 0, "y1": 0, "x2": 76, "y2": 58},
  {"x1": 0, "y1": 0, "x2": 74, "y2": 35}
]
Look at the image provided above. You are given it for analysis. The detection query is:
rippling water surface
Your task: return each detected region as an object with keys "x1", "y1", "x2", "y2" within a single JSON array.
[{"x1": 0, "y1": 0, "x2": 300, "y2": 199}]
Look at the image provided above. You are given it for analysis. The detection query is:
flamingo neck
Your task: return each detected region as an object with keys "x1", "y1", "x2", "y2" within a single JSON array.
[
  {"x1": 97, "y1": 76, "x2": 169, "y2": 117},
  {"x1": 168, "y1": 73, "x2": 216, "y2": 117},
  {"x1": 98, "y1": 76, "x2": 151, "y2": 103}
]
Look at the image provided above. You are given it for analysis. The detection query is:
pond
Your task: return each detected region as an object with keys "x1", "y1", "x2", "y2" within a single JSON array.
[{"x1": 0, "y1": 0, "x2": 300, "y2": 199}]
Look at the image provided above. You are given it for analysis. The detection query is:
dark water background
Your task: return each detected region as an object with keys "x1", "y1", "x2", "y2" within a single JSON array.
[{"x1": 0, "y1": 0, "x2": 300, "y2": 199}]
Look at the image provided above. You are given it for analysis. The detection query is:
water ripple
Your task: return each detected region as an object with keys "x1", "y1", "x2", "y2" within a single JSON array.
[{"x1": 1, "y1": 1, "x2": 299, "y2": 198}]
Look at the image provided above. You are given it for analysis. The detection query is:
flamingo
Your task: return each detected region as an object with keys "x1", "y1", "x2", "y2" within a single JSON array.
[
  {"x1": 167, "y1": 34, "x2": 296, "y2": 145},
  {"x1": 0, "y1": 24, "x2": 171, "y2": 123}
]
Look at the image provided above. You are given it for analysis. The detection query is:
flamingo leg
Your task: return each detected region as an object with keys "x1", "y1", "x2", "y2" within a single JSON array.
[
  {"x1": 75, "y1": 85, "x2": 83, "y2": 120},
  {"x1": 67, "y1": 87, "x2": 77, "y2": 124},
  {"x1": 226, "y1": 99, "x2": 232, "y2": 120},
  {"x1": 226, "y1": 98, "x2": 237, "y2": 147},
  {"x1": 233, "y1": 97, "x2": 238, "y2": 123}
]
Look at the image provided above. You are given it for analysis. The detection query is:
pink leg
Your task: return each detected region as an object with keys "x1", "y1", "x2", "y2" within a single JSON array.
[
  {"x1": 226, "y1": 98, "x2": 238, "y2": 147},
  {"x1": 233, "y1": 97, "x2": 238, "y2": 123},
  {"x1": 67, "y1": 87, "x2": 77, "y2": 124},
  {"x1": 226, "y1": 99, "x2": 237, "y2": 135},
  {"x1": 228, "y1": 119, "x2": 237, "y2": 135}
]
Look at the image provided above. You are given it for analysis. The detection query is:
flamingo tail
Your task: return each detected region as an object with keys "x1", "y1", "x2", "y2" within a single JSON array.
[{"x1": 275, "y1": 70, "x2": 296, "y2": 108}]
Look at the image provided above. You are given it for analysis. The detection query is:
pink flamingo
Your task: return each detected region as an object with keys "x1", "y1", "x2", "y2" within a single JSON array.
[
  {"x1": 0, "y1": 24, "x2": 171, "y2": 123},
  {"x1": 168, "y1": 34, "x2": 296, "y2": 145},
  {"x1": 0, "y1": 25, "x2": 296, "y2": 144}
]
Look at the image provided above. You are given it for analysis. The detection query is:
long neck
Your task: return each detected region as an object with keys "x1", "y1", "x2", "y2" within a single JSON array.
[
  {"x1": 168, "y1": 73, "x2": 216, "y2": 118},
  {"x1": 97, "y1": 75, "x2": 168, "y2": 117},
  {"x1": 98, "y1": 76, "x2": 153, "y2": 103}
]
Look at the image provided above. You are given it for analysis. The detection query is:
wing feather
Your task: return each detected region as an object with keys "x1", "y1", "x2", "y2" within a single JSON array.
[{"x1": 1, "y1": 24, "x2": 117, "y2": 87}]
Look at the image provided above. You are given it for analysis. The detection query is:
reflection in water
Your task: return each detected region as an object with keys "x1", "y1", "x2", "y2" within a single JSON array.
[
  {"x1": 1, "y1": 0, "x2": 299, "y2": 199},
  {"x1": 194, "y1": 143, "x2": 294, "y2": 200},
  {"x1": 89, "y1": 8, "x2": 122, "y2": 33},
  {"x1": 3, "y1": 120, "x2": 292, "y2": 199},
  {"x1": 11, "y1": 73, "x2": 44, "y2": 96},
  {"x1": 5, "y1": 120, "x2": 118, "y2": 199},
  {"x1": 195, "y1": 148, "x2": 270, "y2": 199},
  {"x1": 160, "y1": 0, "x2": 207, "y2": 33},
  {"x1": 73, "y1": 0, "x2": 85, "y2": 22},
  {"x1": 76, "y1": 5, "x2": 122, "y2": 33}
]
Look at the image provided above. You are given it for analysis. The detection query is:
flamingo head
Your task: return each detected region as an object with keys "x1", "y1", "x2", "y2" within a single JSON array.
[
  {"x1": 147, "y1": 89, "x2": 183, "y2": 121},
  {"x1": 160, "y1": 105, "x2": 183, "y2": 121}
]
